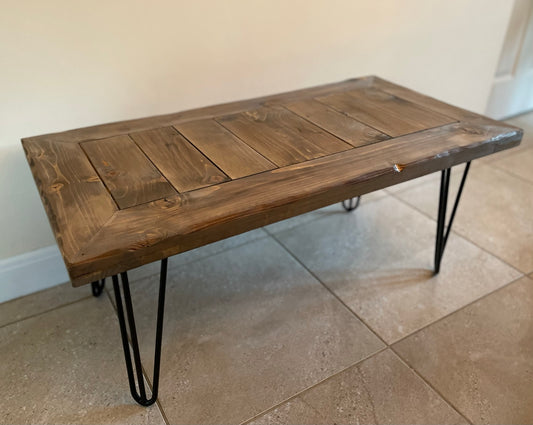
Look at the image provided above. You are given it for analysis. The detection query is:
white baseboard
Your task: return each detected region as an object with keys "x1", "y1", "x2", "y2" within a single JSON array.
[{"x1": 0, "y1": 245, "x2": 69, "y2": 304}]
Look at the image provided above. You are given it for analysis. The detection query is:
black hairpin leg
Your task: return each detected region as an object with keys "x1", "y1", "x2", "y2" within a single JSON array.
[
  {"x1": 342, "y1": 196, "x2": 361, "y2": 212},
  {"x1": 91, "y1": 279, "x2": 105, "y2": 297},
  {"x1": 434, "y1": 162, "x2": 471, "y2": 274},
  {"x1": 112, "y1": 258, "x2": 168, "y2": 406}
]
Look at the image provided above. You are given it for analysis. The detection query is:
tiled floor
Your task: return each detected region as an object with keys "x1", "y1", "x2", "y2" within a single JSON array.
[{"x1": 1, "y1": 112, "x2": 532, "y2": 424}]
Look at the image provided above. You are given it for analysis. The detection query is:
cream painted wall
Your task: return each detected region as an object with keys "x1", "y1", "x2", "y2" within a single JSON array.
[{"x1": 0, "y1": 0, "x2": 513, "y2": 260}]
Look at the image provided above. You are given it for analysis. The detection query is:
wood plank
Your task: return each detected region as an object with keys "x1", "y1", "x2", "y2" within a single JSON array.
[
  {"x1": 175, "y1": 119, "x2": 276, "y2": 179},
  {"x1": 130, "y1": 126, "x2": 229, "y2": 192},
  {"x1": 21, "y1": 140, "x2": 117, "y2": 263},
  {"x1": 284, "y1": 99, "x2": 389, "y2": 147},
  {"x1": 317, "y1": 87, "x2": 456, "y2": 137},
  {"x1": 69, "y1": 122, "x2": 522, "y2": 285},
  {"x1": 217, "y1": 106, "x2": 353, "y2": 167},
  {"x1": 82, "y1": 135, "x2": 176, "y2": 209}
]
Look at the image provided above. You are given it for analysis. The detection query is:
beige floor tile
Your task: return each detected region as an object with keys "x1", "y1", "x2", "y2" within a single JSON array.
[
  {"x1": 0, "y1": 297, "x2": 165, "y2": 424},
  {"x1": 249, "y1": 349, "x2": 467, "y2": 425},
  {"x1": 265, "y1": 190, "x2": 387, "y2": 235},
  {"x1": 394, "y1": 162, "x2": 533, "y2": 273},
  {"x1": 124, "y1": 237, "x2": 384, "y2": 424},
  {"x1": 394, "y1": 276, "x2": 533, "y2": 424},
  {"x1": 0, "y1": 282, "x2": 90, "y2": 328},
  {"x1": 274, "y1": 196, "x2": 520, "y2": 343},
  {"x1": 126, "y1": 228, "x2": 268, "y2": 282},
  {"x1": 492, "y1": 147, "x2": 533, "y2": 184}
]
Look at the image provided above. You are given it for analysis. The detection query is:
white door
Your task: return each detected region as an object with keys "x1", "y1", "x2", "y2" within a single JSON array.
[{"x1": 486, "y1": 0, "x2": 533, "y2": 119}]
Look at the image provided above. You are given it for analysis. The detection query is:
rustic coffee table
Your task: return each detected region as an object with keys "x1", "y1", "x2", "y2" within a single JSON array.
[{"x1": 22, "y1": 76, "x2": 522, "y2": 406}]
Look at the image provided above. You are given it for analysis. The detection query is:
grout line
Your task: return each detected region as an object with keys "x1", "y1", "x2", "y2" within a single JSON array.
[
  {"x1": 389, "y1": 348, "x2": 474, "y2": 425},
  {"x1": 390, "y1": 274, "x2": 525, "y2": 347},
  {"x1": 157, "y1": 400, "x2": 171, "y2": 425},
  {"x1": 0, "y1": 294, "x2": 93, "y2": 330},
  {"x1": 239, "y1": 346, "x2": 389, "y2": 425},
  {"x1": 268, "y1": 232, "x2": 388, "y2": 347}
]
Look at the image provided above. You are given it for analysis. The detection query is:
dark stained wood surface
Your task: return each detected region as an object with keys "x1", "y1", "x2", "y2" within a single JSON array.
[
  {"x1": 284, "y1": 98, "x2": 389, "y2": 147},
  {"x1": 175, "y1": 119, "x2": 276, "y2": 179},
  {"x1": 82, "y1": 135, "x2": 176, "y2": 209},
  {"x1": 21, "y1": 141, "x2": 117, "y2": 261},
  {"x1": 316, "y1": 87, "x2": 456, "y2": 137},
  {"x1": 217, "y1": 106, "x2": 353, "y2": 166},
  {"x1": 71, "y1": 122, "x2": 521, "y2": 283},
  {"x1": 130, "y1": 126, "x2": 229, "y2": 192},
  {"x1": 22, "y1": 76, "x2": 523, "y2": 286}
]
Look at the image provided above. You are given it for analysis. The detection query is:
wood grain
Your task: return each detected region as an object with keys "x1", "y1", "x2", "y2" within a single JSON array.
[
  {"x1": 175, "y1": 119, "x2": 276, "y2": 179},
  {"x1": 130, "y1": 126, "x2": 229, "y2": 192},
  {"x1": 21, "y1": 140, "x2": 117, "y2": 262},
  {"x1": 82, "y1": 135, "x2": 175, "y2": 209},
  {"x1": 21, "y1": 76, "x2": 523, "y2": 286},
  {"x1": 217, "y1": 106, "x2": 352, "y2": 166},
  {"x1": 317, "y1": 87, "x2": 456, "y2": 137},
  {"x1": 284, "y1": 98, "x2": 389, "y2": 147},
  {"x1": 69, "y1": 122, "x2": 522, "y2": 285}
]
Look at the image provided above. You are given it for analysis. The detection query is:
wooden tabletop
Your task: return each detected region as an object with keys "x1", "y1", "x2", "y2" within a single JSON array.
[{"x1": 22, "y1": 76, "x2": 522, "y2": 286}]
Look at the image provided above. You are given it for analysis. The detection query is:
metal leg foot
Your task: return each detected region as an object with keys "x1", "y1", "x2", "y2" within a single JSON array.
[
  {"x1": 342, "y1": 196, "x2": 361, "y2": 212},
  {"x1": 434, "y1": 162, "x2": 471, "y2": 274},
  {"x1": 91, "y1": 279, "x2": 105, "y2": 297},
  {"x1": 112, "y1": 258, "x2": 168, "y2": 406}
]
